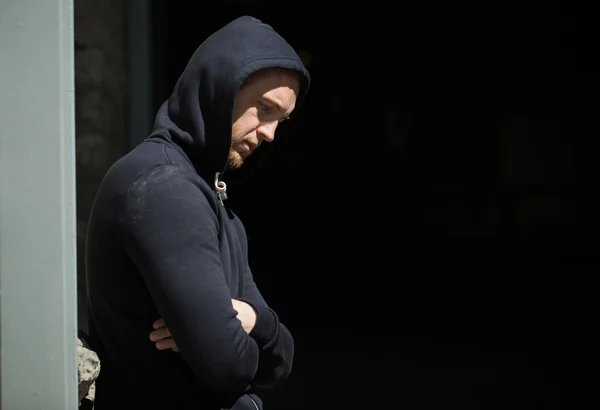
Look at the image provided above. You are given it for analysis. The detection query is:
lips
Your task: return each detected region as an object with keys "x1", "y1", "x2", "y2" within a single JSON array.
[{"x1": 245, "y1": 141, "x2": 257, "y2": 152}]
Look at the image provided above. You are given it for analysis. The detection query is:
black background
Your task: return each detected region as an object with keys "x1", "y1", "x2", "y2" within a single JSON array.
[{"x1": 149, "y1": 2, "x2": 598, "y2": 408}]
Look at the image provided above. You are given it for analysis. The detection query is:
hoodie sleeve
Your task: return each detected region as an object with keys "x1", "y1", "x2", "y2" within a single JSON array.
[
  {"x1": 119, "y1": 165, "x2": 259, "y2": 396},
  {"x1": 238, "y1": 270, "x2": 295, "y2": 389}
]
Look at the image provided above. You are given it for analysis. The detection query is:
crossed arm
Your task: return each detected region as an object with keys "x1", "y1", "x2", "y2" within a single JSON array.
[
  {"x1": 150, "y1": 298, "x2": 257, "y2": 352},
  {"x1": 149, "y1": 276, "x2": 295, "y2": 389}
]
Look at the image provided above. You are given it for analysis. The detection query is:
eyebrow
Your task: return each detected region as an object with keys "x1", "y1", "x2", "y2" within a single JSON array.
[{"x1": 263, "y1": 96, "x2": 291, "y2": 120}]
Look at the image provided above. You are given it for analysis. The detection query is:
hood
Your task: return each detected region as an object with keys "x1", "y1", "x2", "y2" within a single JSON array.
[{"x1": 148, "y1": 15, "x2": 311, "y2": 187}]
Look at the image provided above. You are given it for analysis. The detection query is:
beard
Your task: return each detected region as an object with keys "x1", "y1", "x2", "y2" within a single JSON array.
[{"x1": 226, "y1": 149, "x2": 244, "y2": 169}]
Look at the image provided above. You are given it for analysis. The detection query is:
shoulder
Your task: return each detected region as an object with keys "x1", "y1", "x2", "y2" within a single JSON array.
[
  {"x1": 130, "y1": 164, "x2": 211, "y2": 195},
  {"x1": 122, "y1": 165, "x2": 219, "y2": 218}
]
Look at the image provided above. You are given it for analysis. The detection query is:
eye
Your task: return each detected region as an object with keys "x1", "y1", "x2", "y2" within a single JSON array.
[{"x1": 258, "y1": 102, "x2": 270, "y2": 113}]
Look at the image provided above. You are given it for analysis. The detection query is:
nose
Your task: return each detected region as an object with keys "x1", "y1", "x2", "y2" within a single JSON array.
[{"x1": 257, "y1": 121, "x2": 278, "y2": 143}]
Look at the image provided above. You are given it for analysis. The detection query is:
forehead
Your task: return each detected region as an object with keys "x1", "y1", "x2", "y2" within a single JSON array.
[{"x1": 240, "y1": 68, "x2": 300, "y2": 96}]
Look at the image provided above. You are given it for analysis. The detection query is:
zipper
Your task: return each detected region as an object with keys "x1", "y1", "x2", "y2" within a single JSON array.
[
  {"x1": 214, "y1": 172, "x2": 228, "y2": 206},
  {"x1": 248, "y1": 396, "x2": 259, "y2": 410}
]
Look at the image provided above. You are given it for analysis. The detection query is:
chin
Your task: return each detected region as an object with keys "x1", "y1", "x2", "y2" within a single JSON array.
[{"x1": 227, "y1": 152, "x2": 244, "y2": 170}]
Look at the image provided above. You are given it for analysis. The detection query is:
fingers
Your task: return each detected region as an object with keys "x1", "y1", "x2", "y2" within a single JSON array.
[
  {"x1": 150, "y1": 327, "x2": 176, "y2": 351},
  {"x1": 155, "y1": 338, "x2": 178, "y2": 351},
  {"x1": 153, "y1": 318, "x2": 166, "y2": 329},
  {"x1": 149, "y1": 327, "x2": 171, "y2": 342},
  {"x1": 150, "y1": 319, "x2": 179, "y2": 352}
]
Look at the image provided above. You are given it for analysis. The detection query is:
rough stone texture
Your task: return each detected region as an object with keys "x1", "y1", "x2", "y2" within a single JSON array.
[
  {"x1": 78, "y1": 337, "x2": 101, "y2": 404},
  {"x1": 74, "y1": 0, "x2": 127, "y2": 332}
]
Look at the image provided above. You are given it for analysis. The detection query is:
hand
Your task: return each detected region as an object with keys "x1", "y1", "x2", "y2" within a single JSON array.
[
  {"x1": 149, "y1": 318, "x2": 179, "y2": 352},
  {"x1": 232, "y1": 299, "x2": 257, "y2": 334}
]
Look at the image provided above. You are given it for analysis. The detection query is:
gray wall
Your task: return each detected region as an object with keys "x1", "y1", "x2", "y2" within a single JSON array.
[{"x1": 0, "y1": 0, "x2": 79, "y2": 407}]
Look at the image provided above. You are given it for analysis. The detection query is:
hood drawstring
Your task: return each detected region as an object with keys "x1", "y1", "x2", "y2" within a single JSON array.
[{"x1": 214, "y1": 172, "x2": 228, "y2": 206}]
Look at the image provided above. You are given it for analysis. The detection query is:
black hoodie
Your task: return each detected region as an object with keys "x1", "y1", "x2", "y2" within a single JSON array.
[{"x1": 85, "y1": 16, "x2": 310, "y2": 410}]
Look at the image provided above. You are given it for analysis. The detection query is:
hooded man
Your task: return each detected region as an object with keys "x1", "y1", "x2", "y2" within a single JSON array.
[{"x1": 85, "y1": 16, "x2": 310, "y2": 410}]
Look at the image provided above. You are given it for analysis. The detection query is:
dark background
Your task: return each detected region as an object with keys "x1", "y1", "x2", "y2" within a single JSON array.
[{"x1": 148, "y1": 1, "x2": 597, "y2": 408}]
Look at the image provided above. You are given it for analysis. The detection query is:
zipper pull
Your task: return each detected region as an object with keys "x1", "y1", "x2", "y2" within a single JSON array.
[{"x1": 214, "y1": 172, "x2": 228, "y2": 206}]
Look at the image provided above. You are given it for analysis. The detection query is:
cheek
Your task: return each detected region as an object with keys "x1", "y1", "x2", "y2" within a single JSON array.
[
  {"x1": 231, "y1": 116, "x2": 245, "y2": 139},
  {"x1": 233, "y1": 112, "x2": 259, "y2": 135},
  {"x1": 231, "y1": 101, "x2": 246, "y2": 122}
]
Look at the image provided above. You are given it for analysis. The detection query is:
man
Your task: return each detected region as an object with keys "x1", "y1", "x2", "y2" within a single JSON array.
[{"x1": 85, "y1": 15, "x2": 310, "y2": 410}]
